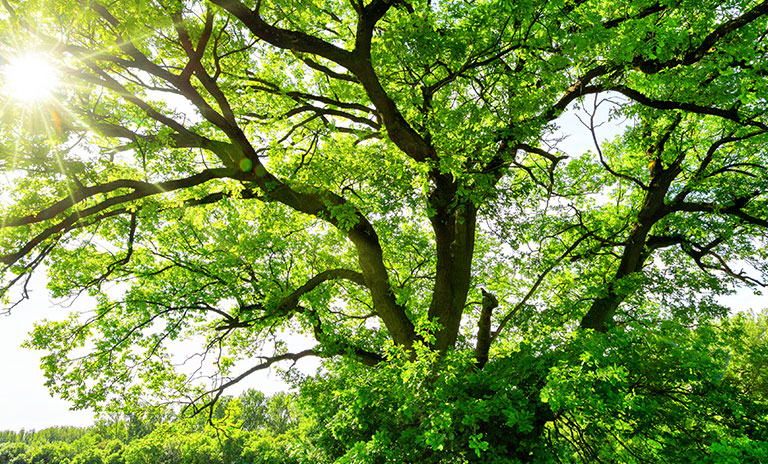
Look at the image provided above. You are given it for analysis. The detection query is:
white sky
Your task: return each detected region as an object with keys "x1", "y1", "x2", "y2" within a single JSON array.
[
  {"x1": 0, "y1": 293, "x2": 94, "y2": 431},
  {"x1": 0, "y1": 99, "x2": 765, "y2": 432},
  {"x1": 0, "y1": 272, "x2": 316, "y2": 431}
]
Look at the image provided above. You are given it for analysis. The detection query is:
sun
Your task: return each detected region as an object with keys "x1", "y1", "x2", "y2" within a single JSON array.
[{"x1": 2, "y1": 54, "x2": 59, "y2": 103}]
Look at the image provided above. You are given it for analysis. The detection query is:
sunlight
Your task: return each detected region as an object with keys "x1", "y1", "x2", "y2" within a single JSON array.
[{"x1": 2, "y1": 54, "x2": 59, "y2": 103}]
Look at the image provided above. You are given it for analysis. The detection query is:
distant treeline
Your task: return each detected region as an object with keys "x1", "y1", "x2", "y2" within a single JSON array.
[
  {"x1": 0, "y1": 390, "x2": 308, "y2": 464},
  {"x1": 0, "y1": 427, "x2": 89, "y2": 445}
]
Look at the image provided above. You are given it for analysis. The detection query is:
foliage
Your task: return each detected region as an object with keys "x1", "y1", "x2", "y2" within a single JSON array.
[
  {"x1": 303, "y1": 316, "x2": 768, "y2": 463},
  {"x1": 542, "y1": 320, "x2": 768, "y2": 463},
  {"x1": 0, "y1": 427, "x2": 88, "y2": 445},
  {"x1": 301, "y1": 344, "x2": 553, "y2": 463},
  {"x1": 0, "y1": 443, "x2": 28, "y2": 464},
  {"x1": 0, "y1": 391, "x2": 305, "y2": 464},
  {"x1": 1, "y1": 0, "x2": 768, "y2": 461},
  {"x1": 720, "y1": 310, "x2": 768, "y2": 401},
  {"x1": 239, "y1": 391, "x2": 299, "y2": 435}
]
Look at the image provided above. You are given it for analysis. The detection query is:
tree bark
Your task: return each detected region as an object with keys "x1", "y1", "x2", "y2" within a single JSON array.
[
  {"x1": 475, "y1": 289, "x2": 498, "y2": 368},
  {"x1": 580, "y1": 153, "x2": 682, "y2": 331},
  {"x1": 427, "y1": 173, "x2": 478, "y2": 351}
]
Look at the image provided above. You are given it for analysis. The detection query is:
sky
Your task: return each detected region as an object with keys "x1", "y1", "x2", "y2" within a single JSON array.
[
  {"x1": 0, "y1": 287, "x2": 94, "y2": 431},
  {"x1": 0, "y1": 272, "x2": 317, "y2": 431}
]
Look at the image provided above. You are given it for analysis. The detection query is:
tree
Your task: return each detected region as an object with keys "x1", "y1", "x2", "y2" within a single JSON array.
[
  {"x1": 0, "y1": 443, "x2": 28, "y2": 464},
  {"x1": 239, "y1": 390, "x2": 298, "y2": 434},
  {"x1": 720, "y1": 309, "x2": 768, "y2": 402},
  {"x1": 1, "y1": 0, "x2": 767, "y2": 461}
]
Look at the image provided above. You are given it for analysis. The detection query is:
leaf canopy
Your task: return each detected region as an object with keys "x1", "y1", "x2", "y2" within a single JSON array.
[{"x1": 1, "y1": 0, "x2": 767, "y2": 460}]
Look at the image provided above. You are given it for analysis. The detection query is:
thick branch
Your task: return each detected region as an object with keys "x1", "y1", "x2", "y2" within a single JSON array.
[
  {"x1": 0, "y1": 169, "x2": 237, "y2": 267},
  {"x1": 174, "y1": 8, "x2": 239, "y2": 127},
  {"x1": 1, "y1": 168, "x2": 234, "y2": 228},
  {"x1": 245, "y1": 269, "x2": 367, "y2": 324},
  {"x1": 211, "y1": 0, "x2": 434, "y2": 163},
  {"x1": 672, "y1": 195, "x2": 768, "y2": 228},
  {"x1": 475, "y1": 289, "x2": 498, "y2": 369},
  {"x1": 300, "y1": 307, "x2": 384, "y2": 367},
  {"x1": 209, "y1": 0, "x2": 355, "y2": 67},
  {"x1": 427, "y1": 193, "x2": 478, "y2": 352},
  {"x1": 580, "y1": 121, "x2": 686, "y2": 331},
  {"x1": 631, "y1": 0, "x2": 768, "y2": 74},
  {"x1": 611, "y1": 85, "x2": 768, "y2": 131},
  {"x1": 73, "y1": 4, "x2": 417, "y2": 346}
]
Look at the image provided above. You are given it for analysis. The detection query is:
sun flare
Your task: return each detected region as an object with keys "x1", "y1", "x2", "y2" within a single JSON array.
[{"x1": 3, "y1": 54, "x2": 59, "y2": 103}]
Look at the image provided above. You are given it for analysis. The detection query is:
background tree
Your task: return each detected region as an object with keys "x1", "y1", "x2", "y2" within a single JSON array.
[
  {"x1": 1, "y1": 0, "x2": 767, "y2": 461},
  {"x1": 0, "y1": 390, "x2": 308, "y2": 464}
]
